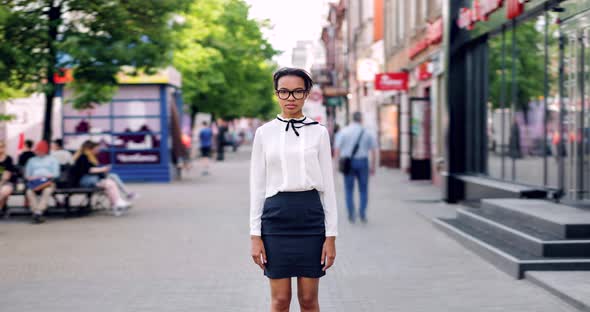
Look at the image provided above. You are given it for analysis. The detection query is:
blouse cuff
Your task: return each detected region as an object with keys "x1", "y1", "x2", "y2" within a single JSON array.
[{"x1": 325, "y1": 231, "x2": 338, "y2": 237}]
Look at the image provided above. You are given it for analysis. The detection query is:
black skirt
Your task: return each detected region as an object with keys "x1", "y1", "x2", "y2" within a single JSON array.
[{"x1": 261, "y1": 189, "x2": 326, "y2": 279}]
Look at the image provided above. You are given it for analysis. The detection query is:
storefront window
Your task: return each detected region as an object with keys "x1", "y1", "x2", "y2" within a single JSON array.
[
  {"x1": 486, "y1": 14, "x2": 557, "y2": 187},
  {"x1": 112, "y1": 117, "x2": 160, "y2": 133},
  {"x1": 378, "y1": 104, "x2": 400, "y2": 168}
]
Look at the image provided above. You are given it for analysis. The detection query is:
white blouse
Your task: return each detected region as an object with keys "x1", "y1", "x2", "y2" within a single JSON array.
[{"x1": 249, "y1": 115, "x2": 338, "y2": 237}]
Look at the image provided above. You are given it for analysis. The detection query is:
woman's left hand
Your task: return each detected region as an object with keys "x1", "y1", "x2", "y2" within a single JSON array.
[{"x1": 321, "y1": 237, "x2": 336, "y2": 271}]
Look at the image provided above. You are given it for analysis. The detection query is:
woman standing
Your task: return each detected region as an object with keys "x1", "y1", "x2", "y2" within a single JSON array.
[
  {"x1": 71, "y1": 141, "x2": 131, "y2": 216},
  {"x1": 250, "y1": 67, "x2": 338, "y2": 312}
]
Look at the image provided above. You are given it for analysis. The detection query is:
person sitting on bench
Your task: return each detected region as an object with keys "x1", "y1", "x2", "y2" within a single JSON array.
[
  {"x1": 24, "y1": 141, "x2": 59, "y2": 224},
  {"x1": 0, "y1": 141, "x2": 17, "y2": 210},
  {"x1": 71, "y1": 140, "x2": 131, "y2": 217}
]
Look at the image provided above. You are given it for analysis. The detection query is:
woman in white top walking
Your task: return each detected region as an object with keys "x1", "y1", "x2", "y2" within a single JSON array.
[{"x1": 250, "y1": 67, "x2": 338, "y2": 312}]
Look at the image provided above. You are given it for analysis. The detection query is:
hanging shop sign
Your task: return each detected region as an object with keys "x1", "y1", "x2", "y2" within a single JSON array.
[
  {"x1": 375, "y1": 72, "x2": 409, "y2": 91},
  {"x1": 417, "y1": 62, "x2": 432, "y2": 81},
  {"x1": 357, "y1": 58, "x2": 380, "y2": 82},
  {"x1": 409, "y1": 40, "x2": 430, "y2": 60},
  {"x1": 457, "y1": 0, "x2": 530, "y2": 30},
  {"x1": 409, "y1": 17, "x2": 443, "y2": 59}
]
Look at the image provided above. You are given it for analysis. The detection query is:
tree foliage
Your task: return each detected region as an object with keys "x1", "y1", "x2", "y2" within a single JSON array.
[
  {"x1": 0, "y1": 0, "x2": 188, "y2": 139},
  {"x1": 174, "y1": 0, "x2": 279, "y2": 120}
]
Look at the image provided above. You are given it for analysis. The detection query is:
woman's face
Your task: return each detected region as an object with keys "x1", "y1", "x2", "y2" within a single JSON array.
[
  {"x1": 0, "y1": 144, "x2": 5, "y2": 156},
  {"x1": 91, "y1": 146, "x2": 101, "y2": 155},
  {"x1": 276, "y1": 75, "x2": 308, "y2": 117}
]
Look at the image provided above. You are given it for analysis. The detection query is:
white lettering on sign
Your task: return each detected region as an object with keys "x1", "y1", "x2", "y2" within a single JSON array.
[
  {"x1": 117, "y1": 153, "x2": 159, "y2": 163},
  {"x1": 379, "y1": 75, "x2": 403, "y2": 87}
]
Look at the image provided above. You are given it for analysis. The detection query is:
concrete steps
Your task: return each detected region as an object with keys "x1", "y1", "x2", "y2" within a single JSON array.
[{"x1": 435, "y1": 199, "x2": 590, "y2": 279}]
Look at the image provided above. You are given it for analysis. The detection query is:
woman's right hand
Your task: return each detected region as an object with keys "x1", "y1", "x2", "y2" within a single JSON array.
[{"x1": 250, "y1": 236, "x2": 267, "y2": 270}]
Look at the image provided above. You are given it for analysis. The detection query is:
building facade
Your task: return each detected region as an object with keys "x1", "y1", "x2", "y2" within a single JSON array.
[
  {"x1": 346, "y1": 0, "x2": 383, "y2": 138},
  {"x1": 320, "y1": 0, "x2": 349, "y2": 134},
  {"x1": 445, "y1": 0, "x2": 590, "y2": 207},
  {"x1": 383, "y1": 0, "x2": 445, "y2": 180}
]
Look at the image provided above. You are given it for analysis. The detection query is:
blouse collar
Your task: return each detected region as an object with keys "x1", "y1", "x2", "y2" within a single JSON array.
[
  {"x1": 275, "y1": 114, "x2": 318, "y2": 136},
  {"x1": 276, "y1": 114, "x2": 307, "y2": 121}
]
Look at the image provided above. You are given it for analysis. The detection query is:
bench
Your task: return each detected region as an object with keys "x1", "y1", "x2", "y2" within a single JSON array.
[{"x1": 2, "y1": 186, "x2": 108, "y2": 219}]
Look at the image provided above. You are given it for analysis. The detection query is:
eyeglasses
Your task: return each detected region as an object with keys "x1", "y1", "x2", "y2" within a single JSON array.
[{"x1": 275, "y1": 89, "x2": 308, "y2": 100}]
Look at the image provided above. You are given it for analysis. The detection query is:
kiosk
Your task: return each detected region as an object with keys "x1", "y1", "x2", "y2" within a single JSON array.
[{"x1": 58, "y1": 68, "x2": 185, "y2": 182}]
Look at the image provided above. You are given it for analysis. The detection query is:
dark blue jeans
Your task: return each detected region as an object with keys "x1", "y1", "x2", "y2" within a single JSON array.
[{"x1": 343, "y1": 158, "x2": 369, "y2": 220}]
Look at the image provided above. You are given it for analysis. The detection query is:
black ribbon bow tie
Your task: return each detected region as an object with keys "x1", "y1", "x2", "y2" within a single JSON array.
[{"x1": 276, "y1": 116, "x2": 319, "y2": 136}]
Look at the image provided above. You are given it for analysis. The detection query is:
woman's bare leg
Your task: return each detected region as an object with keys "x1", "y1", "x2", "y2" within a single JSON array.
[
  {"x1": 0, "y1": 184, "x2": 13, "y2": 209},
  {"x1": 98, "y1": 179, "x2": 121, "y2": 206},
  {"x1": 270, "y1": 278, "x2": 291, "y2": 312},
  {"x1": 297, "y1": 277, "x2": 320, "y2": 312}
]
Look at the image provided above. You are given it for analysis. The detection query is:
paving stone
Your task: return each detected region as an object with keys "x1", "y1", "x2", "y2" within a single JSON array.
[{"x1": 0, "y1": 148, "x2": 577, "y2": 312}]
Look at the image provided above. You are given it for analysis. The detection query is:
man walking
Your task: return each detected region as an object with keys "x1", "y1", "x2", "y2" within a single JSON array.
[
  {"x1": 334, "y1": 112, "x2": 378, "y2": 223},
  {"x1": 198, "y1": 121, "x2": 213, "y2": 175}
]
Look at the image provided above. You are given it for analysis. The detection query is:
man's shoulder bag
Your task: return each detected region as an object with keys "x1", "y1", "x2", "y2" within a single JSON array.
[{"x1": 338, "y1": 129, "x2": 364, "y2": 175}]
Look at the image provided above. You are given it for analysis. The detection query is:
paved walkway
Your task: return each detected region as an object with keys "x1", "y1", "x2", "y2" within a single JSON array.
[{"x1": 0, "y1": 147, "x2": 577, "y2": 311}]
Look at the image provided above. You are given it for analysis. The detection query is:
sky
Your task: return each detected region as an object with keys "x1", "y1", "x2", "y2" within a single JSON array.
[{"x1": 244, "y1": 0, "x2": 333, "y2": 67}]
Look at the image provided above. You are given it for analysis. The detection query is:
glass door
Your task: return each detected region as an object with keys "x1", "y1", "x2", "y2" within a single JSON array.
[{"x1": 561, "y1": 21, "x2": 590, "y2": 203}]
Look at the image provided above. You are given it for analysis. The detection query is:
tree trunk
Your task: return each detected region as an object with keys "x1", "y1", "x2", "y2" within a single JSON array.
[
  {"x1": 43, "y1": 89, "x2": 55, "y2": 142},
  {"x1": 42, "y1": 1, "x2": 61, "y2": 142}
]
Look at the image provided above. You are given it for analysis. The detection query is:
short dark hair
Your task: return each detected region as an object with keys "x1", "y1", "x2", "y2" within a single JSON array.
[
  {"x1": 273, "y1": 67, "x2": 313, "y2": 91},
  {"x1": 353, "y1": 111, "x2": 363, "y2": 122},
  {"x1": 25, "y1": 140, "x2": 34, "y2": 149},
  {"x1": 53, "y1": 138, "x2": 64, "y2": 148}
]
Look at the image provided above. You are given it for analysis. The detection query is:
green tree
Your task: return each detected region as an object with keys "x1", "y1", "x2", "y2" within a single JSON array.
[
  {"x1": 174, "y1": 0, "x2": 279, "y2": 120},
  {"x1": 0, "y1": 0, "x2": 188, "y2": 140},
  {"x1": 488, "y1": 20, "x2": 546, "y2": 118}
]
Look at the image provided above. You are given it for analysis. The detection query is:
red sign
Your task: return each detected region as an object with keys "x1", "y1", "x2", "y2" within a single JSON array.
[
  {"x1": 409, "y1": 39, "x2": 429, "y2": 60},
  {"x1": 427, "y1": 18, "x2": 443, "y2": 45},
  {"x1": 375, "y1": 73, "x2": 409, "y2": 91},
  {"x1": 418, "y1": 63, "x2": 432, "y2": 81},
  {"x1": 457, "y1": 0, "x2": 529, "y2": 30},
  {"x1": 506, "y1": 0, "x2": 524, "y2": 19}
]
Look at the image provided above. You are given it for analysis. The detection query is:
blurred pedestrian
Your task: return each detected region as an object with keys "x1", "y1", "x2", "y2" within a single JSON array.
[
  {"x1": 216, "y1": 119, "x2": 227, "y2": 161},
  {"x1": 0, "y1": 141, "x2": 17, "y2": 210},
  {"x1": 509, "y1": 118, "x2": 521, "y2": 159},
  {"x1": 250, "y1": 67, "x2": 338, "y2": 312},
  {"x1": 334, "y1": 111, "x2": 378, "y2": 223},
  {"x1": 51, "y1": 138, "x2": 73, "y2": 165},
  {"x1": 199, "y1": 121, "x2": 213, "y2": 176},
  {"x1": 71, "y1": 141, "x2": 132, "y2": 216},
  {"x1": 24, "y1": 140, "x2": 59, "y2": 224},
  {"x1": 18, "y1": 139, "x2": 35, "y2": 167}
]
